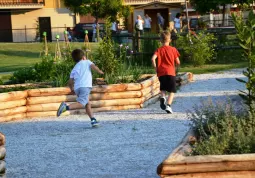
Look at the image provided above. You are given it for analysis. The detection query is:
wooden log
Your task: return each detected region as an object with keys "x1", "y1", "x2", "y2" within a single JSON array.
[
  {"x1": 0, "y1": 106, "x2": 27, "y2": 117},
  {"x1": 140, "y1": 75, "x2": 159, "y2": 89},
  {"x1": 0, "y1": 91, "x2": 27, "y2": 102},
  {"x1": 160, "y1": 161, "x2": 255, "y2": 175},
  {"x1": 0, "y1": 161, "x2": 5, "y2": 174},
  {"x1": 165, "y1": 153, "x2": 255, "y2": 165},
  {"x1": 141, "y1": 87, "x2": 160, "y2": 103},
  {"x1": 141, "y1": 82, "x2": 160, "y2": 97},
  {"x1": 27, "y1": 91, "x2": 143, "y2": 105},
  {"x1": 27, "y1": 103, "x2": 61, "y2": 112},
  {"x1": 26, "y1": 105, "x2": 141, "y2": 118},
  {"x1": 91, "y1": 83, "x2": 142, "y2": 93},
  {"x1": 0, "y1": 113, "x2": 26, "y2": 123},
  {"x1": 90, "y1": 91, "x2": 143, "y2": 101},
  {"x1": 0, "y1": 99, "x2": 26, "y2": 110},
  {"x1": 27, "y1": 95, "x2": 77, "y2": 105},
  {"x1": 91, "y1": 98, "x2": 142, "y2": 108},
  {"x1": 27, "y1": 87, "x2": 71, "y2": 97},
  {"x1": 0, "y1": 147, "x2": 6, "y2": 160},
  {"x1": 162, "y1": 171, "x2": 255, "y2": 178},
  {"x1": 0, "y1": 133, "x2": 5, "y2": 147}
]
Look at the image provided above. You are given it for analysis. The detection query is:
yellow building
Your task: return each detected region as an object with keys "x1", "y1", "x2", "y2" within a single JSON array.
[{"x1": 0, "y1": 0, "x2": 78, "y2": 42}]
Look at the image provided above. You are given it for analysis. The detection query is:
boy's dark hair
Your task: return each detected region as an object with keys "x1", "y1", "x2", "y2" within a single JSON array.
[
  {"x1": 160, "y1": 31, "x2": 171, "y2": 43},
  {"x1": 71, "y1": 49, "x2": 85, "y2": 62},
  {"x1": 176, "y1": 13, "x2": 181, "y2": 18}
]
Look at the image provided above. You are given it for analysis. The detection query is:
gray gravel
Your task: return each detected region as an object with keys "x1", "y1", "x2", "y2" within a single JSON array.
[{"x1": 0, "y1": 69, "x2": 245, "y2": 178}]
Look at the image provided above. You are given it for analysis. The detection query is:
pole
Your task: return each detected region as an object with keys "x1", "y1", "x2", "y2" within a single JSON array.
[{"x1": 185, "y1": 0, "x2": 189, "y2": 30}]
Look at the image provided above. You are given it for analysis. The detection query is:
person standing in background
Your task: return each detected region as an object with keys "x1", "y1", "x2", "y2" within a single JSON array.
[
  {"x1": 157, "y1": 13, "x2": 165, "y2": 31},
  {"x1": 92, "y1": 20, "x2": 100, "y2": 42},
  {"x1": 135, "y1": 15, "x2": 144, "y2": 35},
  {"x1": 111, "y1": 21, "x2": 118, "y2": 35},
  {"x1": 174, "y1": 13, "x2": 181, "y2": 33},
  {"x1": 144, "y1": 14, "x2": 152, "y2": 32}
]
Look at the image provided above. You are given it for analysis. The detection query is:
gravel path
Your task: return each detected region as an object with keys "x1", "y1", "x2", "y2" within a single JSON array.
[{"x1": 0, "y1": 69, "x2": 246, "y2": 178}]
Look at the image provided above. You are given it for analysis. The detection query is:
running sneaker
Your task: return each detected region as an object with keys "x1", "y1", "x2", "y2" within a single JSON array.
[
  {"x1": 57, "y1": 102, "x2": 67, "y2": 117},
  {"x1": 160, "y1": 97, "x2": 166, "y2": 110},
  {"x1": 91, "y1": 119, "x2": 100, "y2": 127},
  {"x1": 165, "y1": 105, "x2": 173, "y2": 114}
]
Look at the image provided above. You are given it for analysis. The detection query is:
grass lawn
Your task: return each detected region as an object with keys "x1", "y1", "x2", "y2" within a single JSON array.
[{"x1": 0, "y1": 42, "x2": 99, "y2": 73}]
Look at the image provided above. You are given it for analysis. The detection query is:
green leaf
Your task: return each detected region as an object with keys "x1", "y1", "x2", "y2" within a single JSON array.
[{"x1": 239, "y1": 43, "x2": 249, "y2": 50}]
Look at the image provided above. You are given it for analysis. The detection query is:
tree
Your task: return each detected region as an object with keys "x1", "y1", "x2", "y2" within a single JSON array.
[
  {"x1": 63, "y1": 0, "x2": 131, "y2": 41},
  {"x1": 190, "y1": 0, "x2": 254, "y2": 26}
]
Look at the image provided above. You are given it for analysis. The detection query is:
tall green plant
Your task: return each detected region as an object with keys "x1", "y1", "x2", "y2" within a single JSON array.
[
  {"x1": 233, "y1": 11, "x2": 255, "y2": 113},
  {"x1": 177, "y1": 31, "x2": 216, "y2": 66},
  {"x1": 93, "y1": 18, "x2": 120, "y2": 76}
]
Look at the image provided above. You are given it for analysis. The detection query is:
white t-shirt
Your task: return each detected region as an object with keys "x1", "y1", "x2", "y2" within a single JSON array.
[
  {"x1": 70, "y1": 60, "x2": 93, "y2": 90},
  {"x1": 135, "y1": 19, "x2": 143, "y2": 30},
  {"x1": 111, "y1": 22, "x2": 117, "y2": 31},
  {"x1": 144, "y1": 17, "x2": 151, "y2": 28},
  {"x1": 174, "y1": 18, "x2": 181, "y2": 29}
]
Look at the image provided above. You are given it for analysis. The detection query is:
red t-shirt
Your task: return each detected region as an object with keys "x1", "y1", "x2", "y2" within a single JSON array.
[{"x1": 154, "y1": 45, "x2": 180, "y2": 77}]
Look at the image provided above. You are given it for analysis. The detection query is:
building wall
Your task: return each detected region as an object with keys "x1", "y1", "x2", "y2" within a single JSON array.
[{"x1": 11, "y1": 7, "x2": 75, "y2": 42}]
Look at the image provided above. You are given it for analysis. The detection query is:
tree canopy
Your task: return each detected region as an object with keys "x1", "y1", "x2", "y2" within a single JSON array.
[
  {"x1": 63, "y1": 0, "x2": 131, "y2": 21},
  {"x1": 190, "y1": 0, "x2": 254, "y2": 14}
]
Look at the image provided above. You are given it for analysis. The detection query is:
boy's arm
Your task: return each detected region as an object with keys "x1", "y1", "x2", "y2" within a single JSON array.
[
  {"x1": 175, "y1": 57, "x2": 180, "y2": 65},
  {"x1": 68, "y1": 78, "x2": 74, "y2": 93},
  {"x1": 91, "y1": 64, "x2": 104, "y2": 75},
  {"x1": 151, "y1": 54, "x2": 157, "y2": 73}
]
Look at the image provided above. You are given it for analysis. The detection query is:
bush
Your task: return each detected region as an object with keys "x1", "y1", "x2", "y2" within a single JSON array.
[
  {"x1": 188, "y1": 98, "x2": 255, "y2": 155},
  {"x1": 177, "y1": 31, "x2": 216, "y2": 66}
]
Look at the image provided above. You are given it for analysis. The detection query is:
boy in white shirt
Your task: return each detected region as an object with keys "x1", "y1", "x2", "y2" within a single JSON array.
[{"x1": 57, "y1": 49, "x2": 104, "y2": 127}]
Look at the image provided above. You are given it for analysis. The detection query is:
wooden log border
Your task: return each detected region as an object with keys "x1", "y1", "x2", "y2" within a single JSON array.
[
  {"x1": 157, "y1": 129, "x2": 255, "y2": 178},
  {"x1": 0, "y1": 73, "x2": 193, "y2": 122}
]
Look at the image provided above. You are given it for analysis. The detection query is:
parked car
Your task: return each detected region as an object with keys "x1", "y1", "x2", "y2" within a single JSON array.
[{"x1": 72, "y1": 23, "x2": 105, "y2": 42}]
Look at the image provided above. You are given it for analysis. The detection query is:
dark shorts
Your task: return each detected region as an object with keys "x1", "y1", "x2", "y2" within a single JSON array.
[{"x1": 158, "y1": 75, "x2": 176, "y2": 93}]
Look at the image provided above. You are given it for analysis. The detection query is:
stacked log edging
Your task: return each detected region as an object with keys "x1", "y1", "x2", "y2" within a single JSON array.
[
  {"x1": 157, "y1": 130, "x2": 255, "y2": 178},
  {"x1": 26, "y1": 75, "x2": 160, "y2": 118},
  {"x1": 0, "y1": 133, "x2": 6, "y2": 178},
  {"x1": 0, "y1": 73, "x2": 193, "y2": 121},
  {"x1": 0, "y1": 91, "x2": 27, "y2": 122}
]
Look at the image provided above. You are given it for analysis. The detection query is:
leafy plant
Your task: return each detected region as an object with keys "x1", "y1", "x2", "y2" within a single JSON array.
[
  {"x1": 177, "y1": 31, "x2": 216, "y2": 66},
  {"x1": 233, "y1": 11, "x2": 255, "y2": 114},
  {"x1": 188, "y1": 98, "x2": 255, "y2": 155}
]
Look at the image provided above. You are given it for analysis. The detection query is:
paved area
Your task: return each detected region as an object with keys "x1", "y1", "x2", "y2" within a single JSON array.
[{"x1": 0, "y1": 69, "x2": 245, "y2": 178}]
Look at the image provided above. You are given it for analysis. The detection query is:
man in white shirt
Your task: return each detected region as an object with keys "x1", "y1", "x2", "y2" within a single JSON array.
[{"x1": 57, "y1": 49, "x2": 104, "y2": 127}]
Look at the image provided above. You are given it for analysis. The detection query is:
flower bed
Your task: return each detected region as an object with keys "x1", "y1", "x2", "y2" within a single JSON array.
[
  {"x1": 157, "y1": 130, "x2": 255, "y2": 178},
  {"x1": 0, "y1": 73, "x2": 193, "y2": 122}
]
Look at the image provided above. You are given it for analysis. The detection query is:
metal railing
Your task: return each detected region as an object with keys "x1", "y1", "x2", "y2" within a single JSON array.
[
  {"x1": 0, "y1": 0, "x2": 44, "y2": 4},
  {"x1": 124, "y1": 0, "x2": 185, "y2": 5}
]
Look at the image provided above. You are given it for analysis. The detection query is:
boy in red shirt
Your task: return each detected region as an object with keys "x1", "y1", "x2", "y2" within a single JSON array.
[{"x1": 151, "y1": 31, "x2": 180, "y2": 113}]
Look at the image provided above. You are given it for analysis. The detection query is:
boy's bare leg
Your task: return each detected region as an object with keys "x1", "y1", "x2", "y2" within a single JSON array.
[
  {"x1": 160, "y1": 90, "x2": 166, "y2": 97},
  {"x1": 85, "y1": 102, "x2": 93, "y2": 118},
  {"x1": 68, "y1": 102, "x2": 83, "y2": 110},
  {"x1": 167, "y1": 92, "x2": 175, "y2": 106}
]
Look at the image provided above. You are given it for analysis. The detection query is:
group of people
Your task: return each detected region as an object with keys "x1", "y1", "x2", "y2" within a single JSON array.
[
  {"x1": 135, "y1": 12, "x2": 185, "y2": 34},
  {"x1": 56, "y1": 30, "x2": 180, "y2": 126}
]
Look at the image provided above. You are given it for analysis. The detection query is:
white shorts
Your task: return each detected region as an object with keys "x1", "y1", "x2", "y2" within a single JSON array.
[{"x1": 74, "y1": 87, "x2": 92, "y2": 107}]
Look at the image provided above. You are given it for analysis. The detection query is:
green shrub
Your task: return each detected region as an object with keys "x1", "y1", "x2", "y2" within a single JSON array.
[
  {"x1": 188, "y1": 98, "x2": 255, "y2": 155},
  {"x1": 10, "y1": 67, "x2": 37, "y2": 84},
  {"x1": 177, "y1": 31, "x2": 216, "y2": 66}
]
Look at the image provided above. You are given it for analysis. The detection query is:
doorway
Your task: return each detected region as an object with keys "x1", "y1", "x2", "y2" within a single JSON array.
[
  {"x1": 144, "y1": 8, "x2": 169, "y2": 33},
  {"x1": 0, "y1": 11, "x2": 13, "y2": 42},
  {"x1": 39, "y1": 17, "x2": 52, "y2": 42}
]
